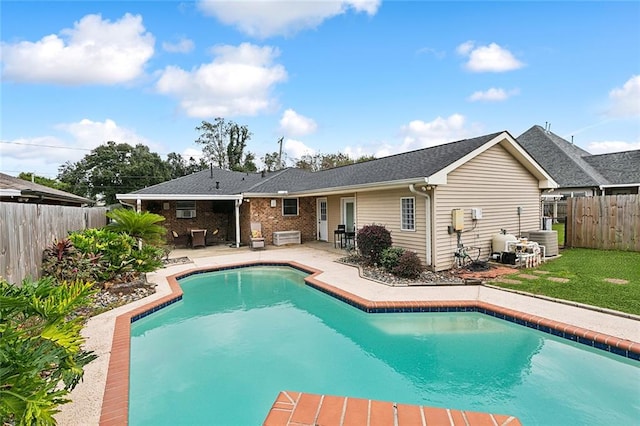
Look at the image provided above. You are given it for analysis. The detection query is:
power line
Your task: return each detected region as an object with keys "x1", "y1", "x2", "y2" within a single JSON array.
[{"x1": 0, "y1": 140, "x2": 93, "y2": 151}]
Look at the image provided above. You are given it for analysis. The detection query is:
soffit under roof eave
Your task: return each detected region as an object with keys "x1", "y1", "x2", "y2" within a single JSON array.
[
  {"x1": 0, "y1": 189, "x2": 23, "y2": 197},
  {"x1": 116, "y1": 193, "x2": 243, "y2": 201}
]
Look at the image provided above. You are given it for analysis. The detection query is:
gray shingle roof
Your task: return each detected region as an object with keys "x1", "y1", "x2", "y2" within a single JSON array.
[
  {"x1": 584, "y1": 150, "x2": 640, "y2": 185},
  {"x1": 517, "y1": 125, "x2": 606, "y2": 188},
  {"x1": 126, "y1": 131, "x2": 507, "y2": 196},
  {"x1": 248, "y1": 131, "x2": 503, "y2": 193},
  {"x1": 0, "y1": 172, "x2": 93, "y2": 204},
  {"x1": 132, "y1": 168, "x2": 272, "y2": 195}
]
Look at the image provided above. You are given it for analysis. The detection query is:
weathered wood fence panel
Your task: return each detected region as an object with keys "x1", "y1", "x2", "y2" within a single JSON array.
[
  {"x1": 0, "y1": 203, "x2": 107, "y2": 284},
  {"x1": 567, "y1": 194, "x2": 639, "y2": 251}
]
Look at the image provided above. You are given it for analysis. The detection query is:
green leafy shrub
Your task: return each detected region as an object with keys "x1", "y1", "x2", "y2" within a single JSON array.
[
  {"x1": 42, "y1": 238, "x2": 94, "y2": 283},
  {"x1": 0, "y1": 277, "x2": 97, "y2": 425},
  {"x1": 106, "y1": 208, "x2": 167, "y2": 246},
  {"x1": 391, "y1": 251, "x2": 425, "y2": 279},
  {"x1": 43, "y1": 228, "x2": 165, "y2": 286},
  {"x1": 69, "y1": 229, "x2": 136, "y2": 282},
  {"x1": 380, "y1": 247, "x2": 406, "y2": 272},
  {"x1": 356, "y1": 224, "x2": 392, "y2": 265}
]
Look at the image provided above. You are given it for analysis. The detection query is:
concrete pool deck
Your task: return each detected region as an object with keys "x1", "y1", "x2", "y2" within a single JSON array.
[{"x1": 55, "y1": 243, "x2": 640, "y2": 425}]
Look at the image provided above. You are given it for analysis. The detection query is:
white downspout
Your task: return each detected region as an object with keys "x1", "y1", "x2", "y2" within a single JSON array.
[{"x1": 409, "y1": 184, "x2": 432, "y2": 267}]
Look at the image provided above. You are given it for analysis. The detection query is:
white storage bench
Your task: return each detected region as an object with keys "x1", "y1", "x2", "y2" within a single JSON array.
[{"x1": 273, "y1": 230, "x2": 301, "y2": 246}]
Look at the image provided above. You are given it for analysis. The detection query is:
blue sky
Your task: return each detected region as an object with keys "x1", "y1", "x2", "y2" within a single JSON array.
[{"x1": 1, "y1": 0, "x2": 639, "y2": 178}]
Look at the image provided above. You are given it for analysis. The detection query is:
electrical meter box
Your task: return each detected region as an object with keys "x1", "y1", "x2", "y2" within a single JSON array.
[
  {"x1": 471, "y1": 207, "x2": 482, "y2": 220},
  {"x1": 451, "y1": 209, "x2": 464, "y2": 231}
]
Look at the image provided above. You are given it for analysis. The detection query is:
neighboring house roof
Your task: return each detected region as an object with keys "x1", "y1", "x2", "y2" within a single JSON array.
[
  {"x1": 583, "y1": 150, "x2": 640, "y2": 186},
  {"x1": 117, "y1": 130, "x2": 556, "y2": 201},
  {"x1": 0, "y1": 172, "x2": 93, "y2": 205},
  {"x1": 517, "y1": 125, "x2": 607, "y2": 188}
]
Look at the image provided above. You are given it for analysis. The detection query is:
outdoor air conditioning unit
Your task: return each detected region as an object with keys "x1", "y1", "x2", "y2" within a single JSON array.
[{"x1": 176, "y1": 209, "x2": 196, "y2": 219}]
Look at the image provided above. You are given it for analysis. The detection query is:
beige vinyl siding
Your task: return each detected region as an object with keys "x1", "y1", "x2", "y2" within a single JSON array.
[
  {"x1": 356, "y1": 188, "x2": 427, "y2": 261},
  {"x1": 433, "y1": 144, "x2": 541, "y2": 271}
]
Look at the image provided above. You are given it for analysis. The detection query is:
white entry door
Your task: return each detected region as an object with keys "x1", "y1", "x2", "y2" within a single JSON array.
[{"x1": 317, "y1": 198, "x2": 328, "y2": 241}]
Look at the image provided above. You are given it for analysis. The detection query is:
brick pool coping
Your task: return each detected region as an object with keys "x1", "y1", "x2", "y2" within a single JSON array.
[
  {"x1": 263, "y1": 391, "x2": 522, "y2": 426},
  {"x1": 98, "y1": 260, "x2": 640, "y2": 425}
]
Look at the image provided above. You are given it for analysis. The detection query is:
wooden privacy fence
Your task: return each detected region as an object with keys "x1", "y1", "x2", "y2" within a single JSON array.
[
  {"x1": 567, "y1": 194, "x2": 639, "y2": 251},
  {"x1": 0, "y1": 203, "x2": 107, "y2": 285}
]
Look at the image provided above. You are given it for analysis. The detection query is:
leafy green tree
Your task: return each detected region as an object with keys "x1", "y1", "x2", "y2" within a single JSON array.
[
  {"x1": 106, "y1": 208, "x2": 167, "y2": 246},
  {"x1": 262, "y1": 151, "x2": 287, "y2": 171},
  {"x1": 165, "y1": 152, "x2": 208, "y2": 179},
  {"x1": 295, "y1": 152, "x2": 376, "y2": 171},
  {"x1": 17, "y1": 173, "x2": 72, "y2": 192},
  {"x1": 58, "y1": 142, "x2": 172, "y2": 205},
  {"x1": 0, "y1": 277, "x2": 97, "y2": 425},
  {"x1": 195, "y1": 118, "x2": 255, "y2": 172}
]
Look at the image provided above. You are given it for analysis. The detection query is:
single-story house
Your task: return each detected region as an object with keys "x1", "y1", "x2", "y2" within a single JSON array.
[
  {"x1": 517, "y1": 125, "x2": 640, "y2": 197},
  {"x1": 0, "y1": 172, "x2": 93, "y2": 206},
  {"x1": 117, "y1": 131, "x2": 557, "y2": 271}
]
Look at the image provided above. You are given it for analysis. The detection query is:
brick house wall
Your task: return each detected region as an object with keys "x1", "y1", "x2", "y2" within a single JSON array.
[
  {"x1": 241, "y1": 197, "x2": 317, "y2": 245},
  {"x1": 142, "y1": 200, "x2": 235, "y2": 247}
]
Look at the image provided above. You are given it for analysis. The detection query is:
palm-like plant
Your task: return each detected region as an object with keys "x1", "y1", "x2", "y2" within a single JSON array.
[
  {"x1": 106, "y1": 208, "x2": 167, "y2": 246},
  {"x1": 0, "y1": 277, "x2": 97, "y2": 425}
]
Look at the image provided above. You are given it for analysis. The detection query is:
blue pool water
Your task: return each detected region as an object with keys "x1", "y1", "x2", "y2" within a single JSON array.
[{"x1": 129, "y1": 266, "x2": 640, "y2": 425}]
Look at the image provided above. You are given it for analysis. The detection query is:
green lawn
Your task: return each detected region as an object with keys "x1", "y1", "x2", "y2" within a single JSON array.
[
  {"x1": 552, "y1": 222, "x2": 565, "y2": 246},
  {"x1": 491, "y1": 248, "x2": 640, "y2": 316}
]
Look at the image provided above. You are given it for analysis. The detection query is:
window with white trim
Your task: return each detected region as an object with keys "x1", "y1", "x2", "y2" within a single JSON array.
[
  {"x1": 401, "y1": 197, "x2": 415, "y2": 231},
  {"x1": 282, "y1": 198, "x2": 299, "y2": 216}
]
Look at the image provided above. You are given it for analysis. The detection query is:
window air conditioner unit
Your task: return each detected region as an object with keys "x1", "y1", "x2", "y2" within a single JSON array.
[{"x1": 176, "y1": 209, "x2": 196, "y2": 219}]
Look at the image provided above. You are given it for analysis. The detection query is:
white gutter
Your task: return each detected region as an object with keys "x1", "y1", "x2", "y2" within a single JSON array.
[
  {"x1": 599, "y1": 183, "x2": 640, "y2": 189},
  {"x1": 245, "y1": 177, "x2": 444, "y2": 198},
  {"x1": 116, "y1": 193, "x2": 243, "y2": 201},
  {"x1": 409, "y1": 184, "x2": 432, "y2": 267}
]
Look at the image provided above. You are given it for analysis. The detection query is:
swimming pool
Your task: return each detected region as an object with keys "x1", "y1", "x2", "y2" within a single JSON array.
[{"x1": 129, "y1": 266, "x2": 639, "y2": 425}]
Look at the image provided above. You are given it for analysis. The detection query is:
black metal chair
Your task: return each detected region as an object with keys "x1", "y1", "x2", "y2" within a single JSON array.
[{"x1": 334, "y1": 224, "x2": 346, "y2": 248}]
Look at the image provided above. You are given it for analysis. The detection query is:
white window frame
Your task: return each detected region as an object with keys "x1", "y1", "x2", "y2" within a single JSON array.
[
  {"x1": 401, "y1": 197, "x2": 415, "y2": 231},
  {"x1": 282, "y1": 198, "x2": 299, "y2": 216}
]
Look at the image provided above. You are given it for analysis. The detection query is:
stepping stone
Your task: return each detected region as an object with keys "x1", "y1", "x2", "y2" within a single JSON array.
[
  {"x1": 517, "y1": 274, "x2": 539, "y2": 280},
  {"x1": 547, "y1": 277, "x2": 570, "y2": 283},
  {"x1": 494, "y1": 278, "x2": 522, "y2": 285},
  {"x1": 604, "y1": 278, "x2": 629, "y2": 285},
  {"x1": 532, "y1": 270, "x2": 551, "y2": 275}
]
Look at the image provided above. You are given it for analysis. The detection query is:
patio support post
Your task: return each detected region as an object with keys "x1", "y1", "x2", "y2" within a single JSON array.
[
  {"x1": 235, "y1": 199, "x2": 241, "y2": 248},
  {"x1": 136, "y1": 198, "x2": 141, "y2": 213}
]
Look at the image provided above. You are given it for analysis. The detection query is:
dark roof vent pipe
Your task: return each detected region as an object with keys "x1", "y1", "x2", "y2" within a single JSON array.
[
  {"x1": 210, "y1": 163, "x2": 213, "y2": 178},
  {"x1": 261, "y1": 170, "x2": 265, "y2": 178},
  {"x1": 215, "y1": 181, "x2": 220, "y2": 189}
]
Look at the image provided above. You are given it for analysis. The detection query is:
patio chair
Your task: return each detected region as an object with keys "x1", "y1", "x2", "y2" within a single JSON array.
[
  {"x1": 190, "y1": 229, "x2": 207, "y2": 248},
  {"x1": 250, "y1": 222, "x2": 265, "y2": 250}
]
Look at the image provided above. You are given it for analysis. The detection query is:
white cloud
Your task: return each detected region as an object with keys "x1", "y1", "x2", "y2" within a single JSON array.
[
  {"x1": 0, "y1": 13, "x2": 154, "y2": 85},
  {"x1": 1, "y1": 119, "x2": 153, "y2": 177},
  {"x1": 197, "y1": 0, "x2": 380, "y2": 38},
  {"x1": 457, "y1": 41, "x2": 524, "y2": 72},
  {"x1": 162, "y1": 36, "x2": 195, "y2": 54},
  {"x1": 284, "y1": 138, "x2": 316, "y2": 159},
  {"x1": 468, "y1": 87, "x2": 520, "y2": 102},
  {"x1": 279, "y1": 109, "x2": 318, "y2": 137},
  {"x1": 156, "y1": 43, "x2": 287, "y2": 117},
  {"x1": 607, "y1": 75, "x2": 640, "y2": 118},
  {"x1": 586, "y1": 140, "x2": 640, "y2": 154},
  {"x1": 415, "y1": 47, "x2": 445, "y2": 59},
  {"x1": 399, "y1": 114, "x2": 472, "y2": 152}
]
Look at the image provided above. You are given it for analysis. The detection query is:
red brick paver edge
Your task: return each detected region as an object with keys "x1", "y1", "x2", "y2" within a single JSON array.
[{"x1": 263, "y1": 391, "x2": 522, "y2": 426}]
